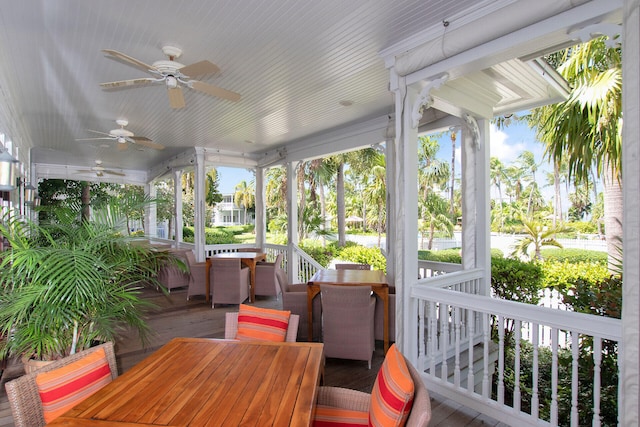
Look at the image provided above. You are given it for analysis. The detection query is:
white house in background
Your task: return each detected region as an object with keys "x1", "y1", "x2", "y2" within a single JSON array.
[{"x1": 212, "y1": 194, "x2": 254, "y2": 226}]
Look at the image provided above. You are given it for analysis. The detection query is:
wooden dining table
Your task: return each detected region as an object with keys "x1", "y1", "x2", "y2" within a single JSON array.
[
  {"x1": 206, "y1": 251, "x2": 267, "y2": 303},
  {"x1": 307, "y1": 269, "x2": 390, "y2": 352},
  {"x1": 48, "y1": 338, "x2": 325, "y2": 427}
]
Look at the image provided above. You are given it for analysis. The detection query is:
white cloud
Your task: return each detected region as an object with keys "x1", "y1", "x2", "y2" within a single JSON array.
[{"x1": 489, "y1": 125, "x2": 528, "y2": 164}]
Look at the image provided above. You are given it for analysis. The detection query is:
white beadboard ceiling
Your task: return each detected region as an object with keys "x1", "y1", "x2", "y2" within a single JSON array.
[{"x1": 0, "y1": 0, "x2": 582, "y2": 181}]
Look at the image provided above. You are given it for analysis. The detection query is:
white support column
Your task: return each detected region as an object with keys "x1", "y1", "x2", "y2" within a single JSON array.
[
  {"x1": 622, "y1": 0, "x2": 640, "y2": 423},
  {"x1": 390, "y1": 75, "x2": 419, "y2": 354},
  {"x1": 194, "y1": 148, "x2": 206, "y2": 262},
  {"x1": 173, "y1": 169, "x2": 183, "y2": 244},
  {"x1": 145, "y1": 183, "x2": 157, "y2": 238},
  {"x1": 287, "y1": 160, "x2": 299, "y2": 281},
  {"x1": 476, "y1": 118, "x2": 491, "y2": 295},
  {"x1": 255, "y1": 166, "x2": 266, "y2": 250}
]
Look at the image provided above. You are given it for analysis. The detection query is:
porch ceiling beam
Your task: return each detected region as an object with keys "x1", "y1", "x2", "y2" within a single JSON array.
[
  {"x1": 430, "y1": 85, "x2": 495, "y2": 119},
  {"x1": 400, "y1": 0, "x2": 622, "y2": 87}
]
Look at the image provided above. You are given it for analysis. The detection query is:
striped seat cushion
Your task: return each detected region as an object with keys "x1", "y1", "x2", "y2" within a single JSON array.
[
  {"x1": 36, "y1": 347, "x2": 113, "y2": 423},
  {"x1": 236, "y1": 304, "x2": 291, "y2": 342},
  {"x1": 314, "y1": 405, "x2": 369, "y2": 426},
  {"x1": 368, "y1": 344, "x2": 414, "y2": 427}
]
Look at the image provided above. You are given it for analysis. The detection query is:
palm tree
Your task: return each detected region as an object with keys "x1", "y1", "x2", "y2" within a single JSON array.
[
  {"x1": 531, "y1": 36, "x2": 622, "y2": 267},
  {"x1": 363, "y1": 157, "x2": 387, "y2": 247},
  {"x1": 510, "y1": 217, "x2": 566, "y2": 261},
  {"x1": 234, "y1": 180, "x2": 255, "y2": 225},
  {"x1": 420, "y1": 192, "x2": 454, "y2": 250},
  {"x1": 490, "y1": 157, "x2": 508, "y2": 231},
  {"x1": 516, "y1": 151, "x2": 540, "y2": 216}
]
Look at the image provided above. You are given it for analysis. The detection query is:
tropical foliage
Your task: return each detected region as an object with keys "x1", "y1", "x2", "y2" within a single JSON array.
[{"x1": 0, "y1": 202, "x2": 178, "y2": 361}]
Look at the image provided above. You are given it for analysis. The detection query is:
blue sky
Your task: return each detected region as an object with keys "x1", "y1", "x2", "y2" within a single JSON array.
[{"x1": 216, "y1": 117, "x2": 559, "y2": 205}]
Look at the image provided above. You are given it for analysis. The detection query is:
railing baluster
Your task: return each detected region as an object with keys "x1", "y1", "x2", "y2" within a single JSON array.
[
  {"x1": 532, "y1": 323, "x2": 540, "y2": 421},
  {"x1": 428, "y1": 301, "x2": 437, "y2": 375},
  {"x1": 467, "y1": 309, "x2": 475, "y2": 393},
  {"x1": 551, "y1": 329, "x2": 559, "y2": 425},
  {"x1": 514, "y1": 319, "x2": 521, "y2": 413},
  {"x1": 592, "y1": 338, "x2": 602, "y2": 427},
  {"x1": 454, "y1": 307, "x2": 461, "y2": 387},
  {"x1": 497, "y1": 315, "x2": 505, "y2": 405},
  {"x1": 418, "y1": 299, "x2": 425, "y2": 360},
  {"x1": 482, "y1": 312, "x2": 490, "y2": 398},
  {"x1": 440, "y1": 303, "x2": 449, "y2": 381},
  {"x1": 571, "y1": 331, "x2": 579, "y2": 426}
]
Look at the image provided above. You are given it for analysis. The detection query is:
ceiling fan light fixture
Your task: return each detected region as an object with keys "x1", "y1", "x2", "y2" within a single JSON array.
[
  {"x1": 117, "y1": 136, "x2": 126, "y2": 144},
  {"x1": 166, "y1": 76, "x2": 178, "y2": 88}
]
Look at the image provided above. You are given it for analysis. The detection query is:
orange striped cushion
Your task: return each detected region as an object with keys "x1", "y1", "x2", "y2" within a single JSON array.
[
  {"x1": 368, "y1": 344, "x2": 414, "y2": 427},
  {"x1": 36, "y1": 347, "x2": 112, "y2": 423},
  {"x1": 236, "y1": 304, "x2": 291, "y2": 342},
  {"x1": 314, "y1": 405, "x2": 369, "y2": 426}
]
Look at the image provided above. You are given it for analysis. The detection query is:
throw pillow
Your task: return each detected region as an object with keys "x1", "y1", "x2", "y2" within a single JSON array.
[
  {"x1": 36, "y1": 347, "x2": 113, "y2": 423},
  {"x1": 236, "y1": 304, "x2": 291, "y2": 342},
  {"x1": 314, "y1": 405, "x2": 369, "y2": 426},
  {"x1": 368, "y1": 344, "x2": 414, "y2": 427}
]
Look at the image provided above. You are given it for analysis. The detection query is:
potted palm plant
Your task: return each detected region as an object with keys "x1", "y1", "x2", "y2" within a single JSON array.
[{"x1": 0, "y1": 202, "x2": 182, "y2": 370}]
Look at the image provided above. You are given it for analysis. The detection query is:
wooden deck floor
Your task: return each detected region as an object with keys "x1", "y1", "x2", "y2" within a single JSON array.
[{"x1": 0, "y1": 286, "x2": 506, "y2": 426}]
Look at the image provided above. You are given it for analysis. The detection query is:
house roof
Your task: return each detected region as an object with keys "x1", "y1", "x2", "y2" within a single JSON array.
[{"x1": 0, "y1": 1, "x2": 620, "y2": 184}]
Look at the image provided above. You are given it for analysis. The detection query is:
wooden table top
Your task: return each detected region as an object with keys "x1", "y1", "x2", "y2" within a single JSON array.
[
  {"x1": 308, "y1": 269, "x2": 388, "y2": 287},
  {"x1": 210, "y1": 252, "x2": 266, "y2": 260},
  {"x1": 49, "y1": 338, "x2": 324, "y2": 427}
]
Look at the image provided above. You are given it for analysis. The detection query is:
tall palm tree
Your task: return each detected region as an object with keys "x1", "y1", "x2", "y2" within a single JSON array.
[
  {"x1": 234, "y1": 180, "x2": 255, "y2": 225},
  {"x1": 363, "y1": 157, "x2": 387, "y2": 247},
  {"x1": 531, "y1": 36, "x2": 622, "y2": 266},
  {"x1": 490, "y1": 157, "x2": 508, "y2": 231},
  {"x1": 420, "y1": 192, "x2": 454, "y2": 250}
]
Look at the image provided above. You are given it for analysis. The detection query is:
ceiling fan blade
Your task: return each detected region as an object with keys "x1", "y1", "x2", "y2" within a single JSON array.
[
  {"x1": 179, "y1": 60, "x2": 220, "y2": 78},
  {"x1": 100, "y1": 78, "x2": 158, "y2": 90},
  {"x1": 104, "y1": 170, "x2": 126, "y2": 177},
  {"x1": 102, "y1": 49, "x2": 156, "y2": 74},
  {"x1": 168, "y1": 87, "x2": 186, "y2": 109},
  {"x1": 76, "y1": 137, "x2": 112, "y2": 141},
  {"x1": 131, "y1": 136, "x2": 165, "y2": 150},
  {"x1": 190, "y1": 80, "x2": 240, "y2": 102},
  {"x1": 87, "y1": 129, "x2": 113, "y2": 137}
]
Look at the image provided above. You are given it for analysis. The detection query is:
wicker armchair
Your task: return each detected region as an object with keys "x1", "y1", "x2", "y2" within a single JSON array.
[
  {"x1": 210, "y1": 258, "x2": 250, "y2": 307},
  {"x1": 185, "y1": 250, "x2": 209, "y2": 300},
  {"x1": 157, "y1": 248, "x2": 190, "y2": 292},
  {"x1": 316, "y1": 352, "x2": 431, "y2": 426},
  {"x1": 320, "y1": 284, "x2": 376, "y2": 368},
  {"x1": 254, "y1": 253, "x2": 283, "y2": 298},
  {"x1": 275, "y1": 268, "x2": 322, "y2": 341},
  {"x1": 5, "y1": 342, "x2": 118, "y2": 427},
  {"x1": 335, "y1": 263, "x2": 371, "y2": 270},
  {"x1": 224, "y1": 312, "x2": 300, "y2": 342}
]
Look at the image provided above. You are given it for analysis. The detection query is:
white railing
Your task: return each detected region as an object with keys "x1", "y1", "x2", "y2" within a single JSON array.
[
  {"x1": 418, "y1": 259, "x2": 463, "y2": 278},
  {"x1": 292, "y1": 243, "x2": 323, "y2": 282},
  {"x1": 410, "y1": 272, "x2": 622, "y2": 426}
]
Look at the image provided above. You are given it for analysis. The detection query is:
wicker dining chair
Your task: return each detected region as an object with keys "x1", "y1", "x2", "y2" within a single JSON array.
[
  {"x1": 224, "y1": 312, "x2": 300, "y2": 342},
  {"x1": 5, "y1": 342, "x2": 118, "y2": 427},
  {"x1": 320, "y1": 284, "x2": 376, "y2": 368}
]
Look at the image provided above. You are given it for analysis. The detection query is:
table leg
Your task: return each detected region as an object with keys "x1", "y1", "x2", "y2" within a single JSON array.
[
  {"x1": 372, "y1": 288, "x2": 389, "y2": 353},
  {"x1": 249, "y1": 264, "x2": 256, "y2": 303},
  {"x1": 205, "y1": 258, "x2": 211, "y2": 304},
  {"x1": 307, "y1": 285, "x2": 320, "y2": 341}
]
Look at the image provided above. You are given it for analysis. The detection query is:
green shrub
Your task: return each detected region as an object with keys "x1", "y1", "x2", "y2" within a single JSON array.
[
  {"x1": 204, "y1": 228, "x2": 238, "y2": 245},
  {"x1": 418, "y1": 249, "x2": 461, "y2": 263},
  {"x1": 541, "y1": 260, "x2": 609, "y2": 291},
  {"x1": 565, "y1": 221, "x2": 598, "y2": 235},
  {"x1": 541, "y1": 248, "x2": 607, "y2": 264},
  {"x1": 183, "y1": 227, "x2": 194, "y2": 238},
  {"x1": 336, "y1": 246, "x2": 387, "y2": 273},
  {"x1": 418, "y1": 248, "x2": 503, "y2": 263},
  {"x1": 298, "y1": 240, "x2": 335, "y2": 268},
  {"x1": 490, "y1": 257, "x2": 543, "y2": 305}
]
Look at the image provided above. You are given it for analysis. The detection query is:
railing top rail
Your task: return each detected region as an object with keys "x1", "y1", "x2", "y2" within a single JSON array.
[
  {"x1": 412, "y1": 285, "x2": 622, "y2": 341},
  {"x1": 417, "y1": 259, "x2": 463, "y2": 273},
  {"x1": 416, "y1": 268, "x2": 484, "y2": 288}
]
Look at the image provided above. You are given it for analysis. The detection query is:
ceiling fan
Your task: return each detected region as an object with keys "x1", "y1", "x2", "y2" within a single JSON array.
[
  {"x1": 77, "y1": 160, "x2": 125, "y2": 177},
  {"x1": 100, "y1": 45, "x2": 241, "y2": 109},
  {"x1": 76, "y1": 119, "x2": 164, "y2": 151}
]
